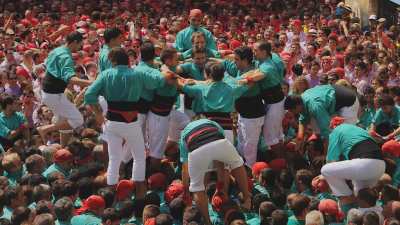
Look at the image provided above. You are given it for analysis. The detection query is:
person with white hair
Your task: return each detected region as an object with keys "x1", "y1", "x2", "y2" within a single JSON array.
[{"x1": 305, "y1": 210, "x2": 324, "y2": 225}]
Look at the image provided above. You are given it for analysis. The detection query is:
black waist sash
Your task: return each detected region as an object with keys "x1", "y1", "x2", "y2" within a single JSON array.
[
  {"x1": 235, "y1": 95, "x2": 265, "y2": 118},
  {"x1": 260, "y1": 84, "x2": 285, "y2": 104},
  {"x1": 333, "y1": 85, "x2": 357, "y2": 111},
  {"x1": 106, "y1": 101, "x2": 139, "y2": 123},
  {"x1": 349, "y1": 139, "x2": 383, "y2": 160},
  {"x1": 137, "y1": 98, "x2": 151, "y2": 114},
  {"x1": 200, "y1": 112, "x2": 233, "y2": 130},
  {"x1": 42, "y1": 72, "x2": 68, "y2": 94},
  {"x1": 185, "y1": 123, "x2": 224, "y2": 152},
  {"x1": 150, "y1": 94, "x2": 176, "y2": 116}
]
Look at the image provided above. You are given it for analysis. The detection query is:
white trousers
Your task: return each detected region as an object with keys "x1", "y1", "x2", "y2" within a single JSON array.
[
  {"x1": 168, "y1": 110, "x2": 191, "y2": 143},
  {"x1": 338, "y1": 97, "x2": 360, "y2": 124},
  {"x1": 138, "y1": 113, "x2": 148, "y2": 148},
  {"x1": 41, "y1": 91, "x2": 83, "y2": 129},
  {"x1": 321, "y1": 158, "x2": 385, "y2": 196},
  {"x1": 148, "y1": 112, "x2": 170, "y2": 159},
  {"x1": 188, "y1": 139, "x2": 244, "y2": 192},
  {"x1": 104, "y1": 120, "x2": 146, "y2": 184},
  {"x1": 237, "y1": 115, "x2": 265, "y2": 167},
  {"x1": 263, "y1": 98, "x2": 285, "y2": 147}
]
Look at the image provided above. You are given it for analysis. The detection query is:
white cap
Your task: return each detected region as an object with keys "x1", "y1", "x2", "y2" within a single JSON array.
[
  {"x1": 378, "y1": 18, "x2": 386, "y2": 23},
  {"x1": 369, "y1": 15, "x2": 377, "y2": 20}
]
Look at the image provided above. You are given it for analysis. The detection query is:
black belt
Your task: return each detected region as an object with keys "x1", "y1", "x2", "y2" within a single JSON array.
[
  {"x1": 185, "y1": 124, "x2": 224, "y2": 152},
  {"x1": 106, "y1": 101, "x2": 139, "y2": 123},
  {"x1": 150, "y1": 94, "x2": 176, "y2": 116},
  {"x1": 261, "y1": 84, "x2": 284, "y2": 104},
  {"x1": 42, "y1": 72, "x2": 68, "y2": 94},
  {"x1": 349, "y1": 139, "x2": 382, "y2": 160},
  {"x1": 235, "y1": 95, "x2": 265, "y2": 118},
  {"x1": 333, "y1": 85, "x2": 356, "y2": 111}
]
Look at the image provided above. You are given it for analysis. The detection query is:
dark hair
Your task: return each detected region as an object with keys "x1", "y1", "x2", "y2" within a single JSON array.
[
  {"x1": 54, "y1": 197, "x2": 74, "y2": 222},
  {"x1": 11, "y1": 206, "x2": 31, "y2": 225},
  {"x1": 32, "y1": 184, "x2": 51, "y2": 202},
  {"x1": 103, "y1": 28, "x2": 122, "y2": 44},
  {"x1": 260, "y1": 201, "x2": 277, "y2": 220},
  {"x1": 358, "y1": 188, "x2": 378, "y2": 207},
  {"x1": 379, "y1": 94, "x2": 395, "y2": 106},
  {"x1": 102, "y1": 208, "x2": 120, "y2": 223},
  {"x1": 291, "y1": 195, "x2": 310, "y2": 217},
  {"x1": 382, "y1": 184, "x2": 400, "y2": 202},
  {"x1": 225, "y1": 210, "x2": 245, "y2": 225},
  {"x1": 155, "y1": 214, "x2": 174, "y2": 225},
  {"x1": 108, "y1": 47, "x2": 129, "y2": 66},
  {"x1": 284, "y1": 95, "x2": 303, "y2": 110},
  {"x1": 78, "y1": 177, "x2": 94, "y2": 200},
  {"x1": 191, "y1": 31, "x2": 206, "y2": 43},
  {"x1": 253, "y1": 194, "x2": 271, "y2": 211},
  {"x1": 145, "y1": 191, "x2": 161, "y2": 206},
  {"x1": 140, "y1": 41, "x2": 156, "y2": 61},
  {"x1": 98, "y1": 187, "x2": 116, "y2": 208},
  {"x1": 209, "y1": 63, "x2": 225, "y2": 81},
  {"x1": 169, "y1": 198, "x2": 184, "y2": 221},
  {"x1": 363, "y1": 211, "x2": 380, "y2": 225},
  {"x1": 355, "y1": 61, "x2": 367, "y2": 71},
  {"x1": 66, "y1": 31, "x2": 83, "y2": 44},
  {"x1": 118, "y1": 200, "x2": 135, "y2": 219},
  {"x1": 4, "y1": 185, "x2": 21, "y2": 206},
  {"x1": 160, "y1": 47, "x2": 178, "y2": 64},
  {"x1": 0, "y1": 95, "x2": 15, "y2": 110},
  {"x1": 183, "y1": 206, "x2": 203, "y2": 224},
  {"x1": 261, "y1": 168, "x2": 276, "y2": 187},
  {"x1": 271, "y1": 210, "x2": 288, "y2": 225},
  {"x1": 234, "y1": 46, "x2": 254, "y2": 64},
  {"x1": 35, "y1": 200, "x2": 52, "y2": 215},
  {"x1": 295, "y1": 169, "x2": 313, "y2": 189},
  {"x1": 256, "y1": 41, "x2": 272, "y2": 56},
  {"x1": 292, "y1": 64, "x2": 303, "y2": 76}
]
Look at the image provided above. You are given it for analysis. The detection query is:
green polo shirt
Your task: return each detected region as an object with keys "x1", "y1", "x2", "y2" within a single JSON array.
[
  {"x1": 181, "y1": 48, "x2": 221, "y2": 60},
  {"x1": 357, "y1": 107, "x2": 376, "y2": 129},
  {"x1": 0, "y1": 206, "x2": 12, "y2": 220},
  {"x1": 98, "y1": 44, "x2": 112, "y2": 72},
  {"x1": 256, "y1": 53, "x2": 285, "y2": 90},
  {"x1": 179, "y1": 119, "x2": 225, "y2": 163},
  {"x1": 179, "y1": 62, "x2": 205, "y2": 81},
  {"x1": 288, "y1": 215, "x2": 305, "y2": 225},
  {"x1": 327, "y1": 124, "x2": 375, "y2": 161},
  {"x1": 182, "y1": 81, "x2": 248, "y2": 113},
  {"x1": 222, "y1": 60, "x2": 261, "y2": 97},
  {"x1": 45, "y1": 46, "x2": 76, "y2": 83},
  {"x1": 372, "y1": 106, "x2": 400, "y2": 127},
  {"x1": 0, "y1": 112, "x2": 26, "y2": 137},
  {"x1": 84, "y1": 65, "x2": 165, "y2": 105},
  {"x1": 299, "y1": 85, "x2": 337, "y2": 139},
  {"x1": 134, "y1": 62, "x2": 165, "y2": 102},
  {"x1": 3, "y1": 166, "x2": 27, "y2": 187},
  {"x1": 174, "y1": 26, "x2": 217, "y2": 52},
  {"x1": 42, "y1": 163, "x2": 70, "y2": 178},
  {"x1": 71, "y1": 212, "x2": 102, "y2": 225}
]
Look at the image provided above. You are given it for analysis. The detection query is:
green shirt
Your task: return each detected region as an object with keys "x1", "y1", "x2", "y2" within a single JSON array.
[
  {"x1": 256, "y1": 53, "x2": 285, "y2": 90},
  {"x1": 357, "y1": 107, "x2": 376, "y2": 129},
  {"x1": 327, "y1": 124, "x2": 375, "y2": 161},
  {"x1": 3, "y1": 166, "x2": 26, "y2": 187},
  {"x1": 134, "y1": 62, "x2": 165, "y2": 102},
  {"x1": 299, "y1": 85, "x2": 337, "y2": 139},
  {"x1": 393, "y1": 158, "x2": 400, "y2": 187},
  {"x1": 372, "y1": 106, "x2": 400, "y2": 127},
  {"x1": 182, "y1": 81, "x2": 248, "y2": 113},
  {"x1": 0, "y1": 206, "x2": 12, "y2": 220},
  {"x1": 181, "y1": 48, "x2": 221, "y2": 60},
  {"x1": 45, "y1": 46, "x2": 75, "y2": 83},
  {"x1": 84, "y1": 65, "x2": 165, "y2": 105},
  {"x1": 42, "y1": 163, "x2": 70, "y2": 178},
  {"x1": 179, "y1": 62, "x2": 205, "y2": 81},
  {"x1": 222, "y1": 60, "x2": 261, "y2": 97},
  {"x1": 288, "y1": 215, "x2": 305, "y2": 225},
  {"x1": 179, "y1": 119, "x2": 225, "y2": 163},
  {"x1": 71, "y1": 212, "x2": 102, "y2": 225},
  {"x1": 174, "y1": 26, "x2": 217, "y2": 52},
  {"x1": 0, "y1": 112, "x2": 26, "y2": 137},
  {"x1": 98, "y1": 44, "x2": 112, "y2": 72}
]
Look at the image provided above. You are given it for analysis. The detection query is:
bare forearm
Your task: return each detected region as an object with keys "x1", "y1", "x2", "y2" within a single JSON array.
[{"x1": 70, "y1": 77, "x2": 92, "y2": 87}]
